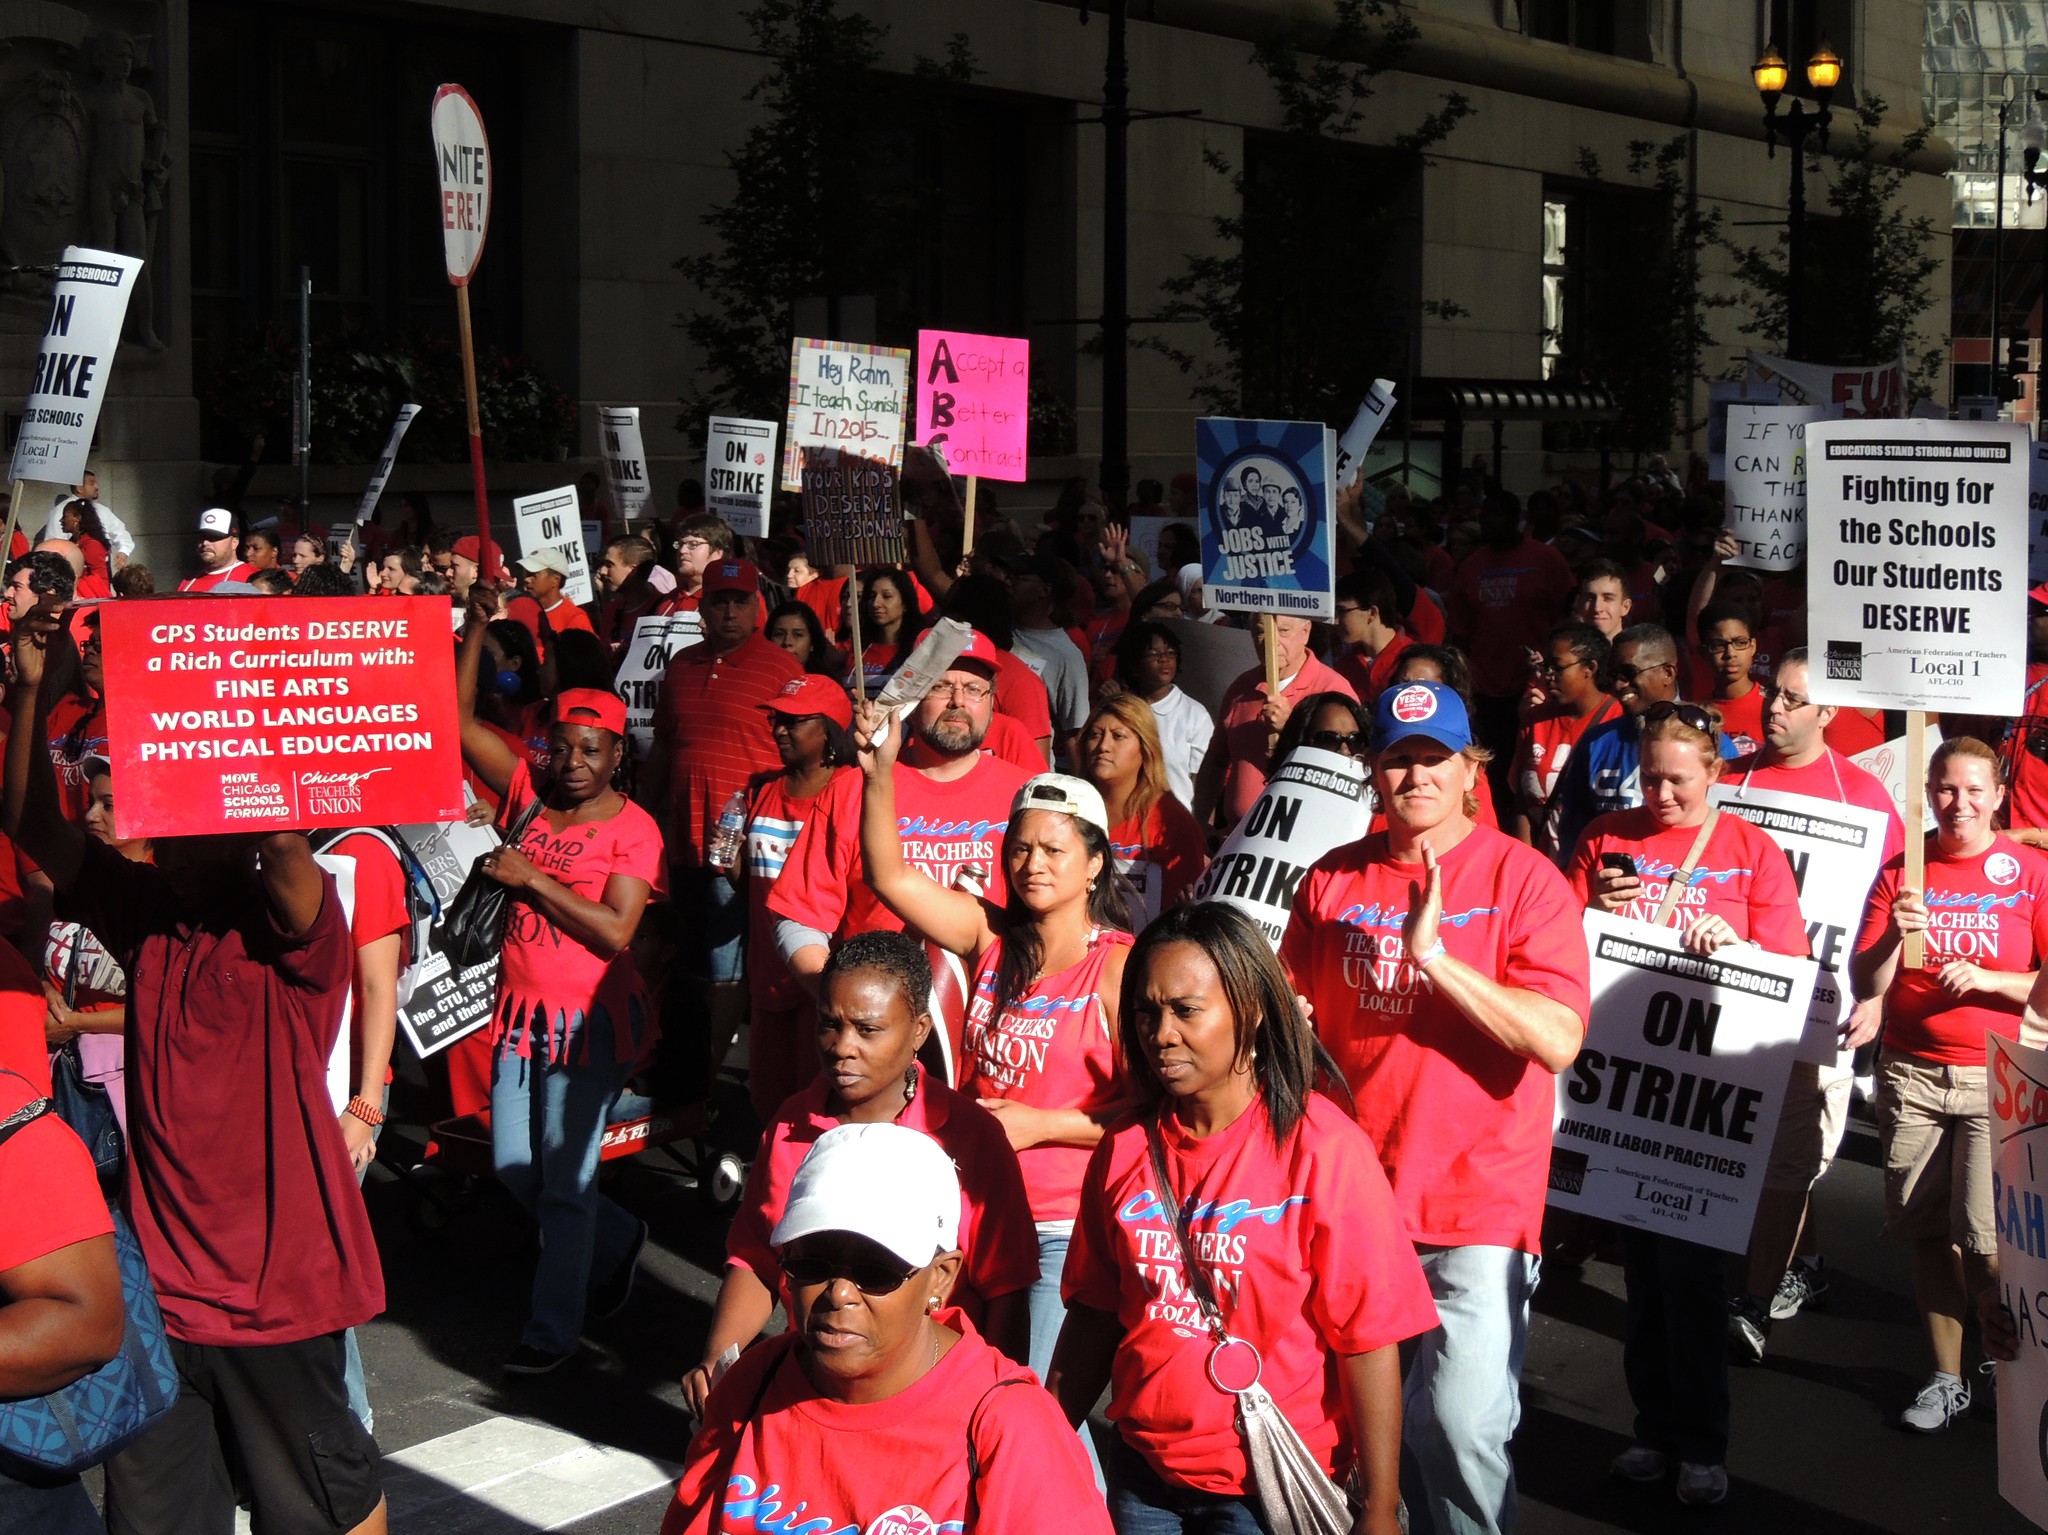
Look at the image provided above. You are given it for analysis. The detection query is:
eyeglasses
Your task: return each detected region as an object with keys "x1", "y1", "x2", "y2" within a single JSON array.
[
  {"x1": 1536, "y1": 657, "x2": 1588, "y2": 678},
  {"x1": 781, "y1": 1252, "x2": 918, "y2": 1294},
  {"x1": 1701, "y1": 637, "x2": 1755, "y2": 655},
  {"x1": 673, "y1": 536, "x2": 711, "y2": 553},
  {"x1": 929, "y1": 681, "x2": 993, "y2": 704},
  {"x1": 1307, "y1": 730, "x2": 1365, "y2": 754},
  {"x1": 1141, "y1": 647, "x2": 1178, "y2": 662},
  {"x1": 1611, "y1": 661, "x2": 1675, "y2": 685},
  {"x1": 1762, "y1": 686, "x2": 1812, "y2": 710},
  {"x1": 1641, "y1": 700, "x2": 1716, "y2": 732}
]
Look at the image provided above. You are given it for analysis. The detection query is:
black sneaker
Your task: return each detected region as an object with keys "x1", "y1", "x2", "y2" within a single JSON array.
[
  {"x1": 504, "y1": 1343, "x2": 573, "y2": 1376},
  {"x1": 589, "y1": 1218, "x2": 649, "y2": 1321},
  {"x1": 1727, "y1": 1296, "x2": 1769, "y2": 1365}
]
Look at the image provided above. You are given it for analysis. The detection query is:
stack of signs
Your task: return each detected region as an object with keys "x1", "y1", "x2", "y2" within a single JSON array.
[
  {"x1": 1549, "y1": 912, "x2": 1817, "y2": 1253},
  {"x1": 1709, "y1": 783, "x2": 1892, "y2": 1065},
  {"x1": 393, "y1": 809, "x2": 506, "y2": 1057},
  {"x1": 800, "y1": 450, "x2": 903, "y2": 567},
  {"x1": 1993, "y1": 1034, "x2": 2048, "y2": 1528},
  {"x1": 1195, "y1": 418, "x2": 1337, "y2": 620},
  {"x1": 613, "y1": 612, "x2": 703, "y2": 756},
  {"x1": 782, "y1": 338, "x2": 911, "y2": 491},
  {"x1": 1806, "y1": 419, "x2": 2028, "y2": 715},
  {"x1": 513, "y1": 485, "x2": 594, "y2": 606},
  {"x1": 11, "y1": 247, "x2": 143, "y2": 488},
  {"x1": 707, "y1": 416, "x2": 778, "y2": 538},
  {"x1": 598, "y1": 406, "x2": 651, "y2": 522},
  {"x1": 1188, "y1": 746, "x2": 1370, "y2": 945},
  {"x1": 1722, "y1": 404, "x2": 1831, "y2": 571},
  {"x1": 913, "y1": 330, "x2": 1029, "y2": 481}
]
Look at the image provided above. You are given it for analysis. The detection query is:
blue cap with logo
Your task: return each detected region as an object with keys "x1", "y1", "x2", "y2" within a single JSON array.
[{"x1": 1372, "y1": 680, "x2": 1472, "y2": 753}]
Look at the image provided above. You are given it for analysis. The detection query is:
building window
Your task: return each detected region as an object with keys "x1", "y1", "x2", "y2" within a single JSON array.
[
  {"x1": 1760, "y1": 0, "x2": 1855, "y2": 101},
  {"x1": 1542, "y1": 199, "x2": 1571, "y2": 379},
  {"x1": 1515, "y1": 0, "x2": 1663, "y2": 63}
]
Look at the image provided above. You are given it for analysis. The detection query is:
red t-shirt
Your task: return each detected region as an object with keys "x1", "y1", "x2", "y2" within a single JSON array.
[
  {"x1": 0, "y1": 940, "x2": 53, "y2": 1093},
  {"x1": 1856, "y1": 836, "x2": 2048, "y2": 1065},
  {"x1": 46, "y1": 691, "x2": 105, "y2": 823},
  {"x1": 1565, "y1": 807, "x2": 1809, "y2": 953},
  {"x1": 2007, "y1": 664, "x2": 2048, "y2": 832},
  {"x1": 494, "y1": 761, "x2": 666, "y2": 1065},
  {"x1": 1218, "y1": 656, "x2": 1358, "y2": 825},
  {"x1": 768, "y1": 756, "x2": 1032, "y2": 941},
  {"x1": 1110, "y1": 797, "x2": 1209, "y2": 927},
  {"x1": 0, "y1": 1052, "x2": 114, "y2": 1275},
  {"x1": 327, "y1": 831, "x2": 410, "y2": 1090},
  {"x1": 979, "y1": 710, "x2": 1049, "y2": 773},
  {"x1": 1512, "y1": 697, "x2": 1620, "y2": 855},
  {"x1": 743, "y1": 769, "x2": 855, "y2": 1012},
  {"x1": 63, "y1": 839, "x2": 382, "y2": 1343},
  {"x1": 658, "y1": 633, "x2": 803, "y2": 868},
  {"x1": 1281, "y1": 825, "x2": 1590, "y2": 1252},
  {"x1": 726, "y1": 1077, "x2": 1039, "y2": 1324},
  {"x1": 1065, "y1": 1095, "x2": 1439, "y2": 1495},
  {"x1": 1332, "y1": 632, "x2": 1413, "y2": 706},
  {"x1": 661, "y1": 1316, "x2": 1110, "y2": 1535},
  {"x1": 1407, "y1": 588, "x2": 1447, "y2": 645},
  {"x1": 542, "y1": 598, "x2": 596, "y2": 635},
  {"x1": 1824, "y1": 707, "x2": 1889, "y2": 761},
  {"x1": 993, "y1": 650, "x2": 1055, "y2": 744},
  {"x1": 1709, "y1": 684, "x2": 1767, "y2": 757},
  {"x1": 176, "y1": 561, "x2": 257, "y2": 593},
  {"x1": 1721, "y1": 750, "x2": 1905, "y2": 864},
  {"x1": 1446, "y1": 537, "x2": 1574, "y2": 698},
  {"x1": 961, "y1": 929, "x2": 1134, "y2": 1223}
]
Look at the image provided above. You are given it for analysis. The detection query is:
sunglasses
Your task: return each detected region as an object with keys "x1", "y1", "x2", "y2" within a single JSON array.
[
  {"x1": 781, "y1": 1253, "x2": 918, "y2": 1294},
  {"x1": 1306, "y1": 730, "x2": 1365, "y2": 754},
  {"x1": 1641, "y1": 700, "x2": 1716, "y2": 732}
]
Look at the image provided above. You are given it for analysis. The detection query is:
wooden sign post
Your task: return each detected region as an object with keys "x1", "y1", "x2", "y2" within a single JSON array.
[
  {"x1": 1902, "y1": 710, "x2": 1927, "y2": 968},
  {"x1": 431, "y1": 85, "x2": 497, "y2": 580}
]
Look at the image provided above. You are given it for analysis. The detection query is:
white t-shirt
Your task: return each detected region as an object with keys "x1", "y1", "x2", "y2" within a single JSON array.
[
  {"x1": 1012, "y1": 626, "x2": 1091, "y2": 732},
  {"x1": 1147, "y1": 685, "x2": 1214, "y2": 810},
  {"x1": 44, "y1": 496, "x2": 135, "y2": 556}
]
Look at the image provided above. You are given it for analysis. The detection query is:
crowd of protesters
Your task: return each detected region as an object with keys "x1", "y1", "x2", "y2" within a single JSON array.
[{"x1": 2, "y1": 447, "x2": 2045, "y2": 1535}]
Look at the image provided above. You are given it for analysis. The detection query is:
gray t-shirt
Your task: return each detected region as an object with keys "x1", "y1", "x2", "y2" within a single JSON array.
[{"x1": 1012, "y1": 626, "x2": 1091, "y2": 732}]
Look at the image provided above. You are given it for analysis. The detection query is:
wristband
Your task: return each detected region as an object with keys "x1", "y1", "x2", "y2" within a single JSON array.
[
  {"x1": 345, "y1": 1095, "x2": 385, "y2": 1128},
  {"x1": 1413, "y1": 939, "x2": 1447, "y2": 970}
]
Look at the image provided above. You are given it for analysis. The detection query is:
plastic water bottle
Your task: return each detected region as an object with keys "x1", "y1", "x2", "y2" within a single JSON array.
[{"x1": 707, "y1": 790, "x2": 747, "y2": 871}]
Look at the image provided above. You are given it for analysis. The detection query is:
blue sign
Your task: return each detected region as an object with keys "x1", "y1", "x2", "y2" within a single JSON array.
[{"x1": 1196, "y1": 417, "x2": 1336, "y2": 619}]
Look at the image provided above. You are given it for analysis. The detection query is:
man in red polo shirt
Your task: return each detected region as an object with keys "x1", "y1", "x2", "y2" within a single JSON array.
[{"x1": 644, "y1": 557, "x2": 801, "y2": 1082}]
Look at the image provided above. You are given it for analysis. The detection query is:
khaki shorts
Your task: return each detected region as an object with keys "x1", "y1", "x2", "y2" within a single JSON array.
[
  {"x1": 1877, "y1": 1052, "x2": 1996, "y2": 1255},
  {"x1": 1762, "y1": 1061, "x2": 1853, "y2": 1193}
]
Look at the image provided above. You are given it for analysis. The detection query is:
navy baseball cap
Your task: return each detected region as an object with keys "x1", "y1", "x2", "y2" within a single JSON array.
[{"x1": 1373, "y1": 681, "x2": 1472, "y2": 753}]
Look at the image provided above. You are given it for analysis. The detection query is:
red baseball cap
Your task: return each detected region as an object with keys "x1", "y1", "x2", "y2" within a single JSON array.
[
  {"x1": 702, "y1": 558, "x2": 759, "y2": 598},
  {"x1": 452, "y1": 535, "x2": 504, "y2": 565},
  {"x1": 759, "y1": 673, "x2": 854, "y2": 729},
  {"x1": 952, "y1": 627, "x2": 1000, "y2": 674},
  {"x1": 554, "y1": 688, "x2": 627, "y2": 736}
]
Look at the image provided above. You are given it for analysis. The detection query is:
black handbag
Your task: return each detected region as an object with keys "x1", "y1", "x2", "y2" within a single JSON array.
[{"x1": 440, "y1": 796, "x2": 544, "y2": 971}]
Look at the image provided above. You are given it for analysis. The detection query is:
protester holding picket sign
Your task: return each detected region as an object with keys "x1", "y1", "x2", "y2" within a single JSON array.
[
  {"x1": 456, "y1": 599, "x2": 664, "y2": 1375},
  {"x1": 1076, "y1": 694, "x2": 1208, "y2": 927},
  {"x1": 1564, "y1": 702, "x2": 1807, "y2": 1506},
  {"x1": 1194, "y1": 615, "x2": 1355, "y2": 830},
  {"x1": 854, "y1": 693, "x2": 1134, "y2": 1445},
  {"x1": 1050, "y1": 902, "x2": 1435, "y2": 1535},
  {"x1": 1852, "y1": 738, "x2": 2048, "y2": 1434}
]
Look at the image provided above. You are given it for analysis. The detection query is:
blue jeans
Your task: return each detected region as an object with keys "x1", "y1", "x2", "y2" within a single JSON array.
[
  {"x1": 490, "y1": 1033, "x2": 637, "y2": 1353},
  {"x1": 343, "y1": 1088, "x2": 389, "y2": 1433},
  {"x1": 1104, "y1": 1428, "x2": 1269, "y2": 1534},
  {"x1": 1030, "y1": 1228, "x2": 1104, "y2": 1489},
  {"x1": 1399, "y1": 1244, "x2": 1540, "y2": 1535}
]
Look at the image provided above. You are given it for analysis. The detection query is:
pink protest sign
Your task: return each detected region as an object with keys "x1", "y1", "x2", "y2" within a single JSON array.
[{"x1": 914, "y1": 330, "x2": 1029, "y2": 482}]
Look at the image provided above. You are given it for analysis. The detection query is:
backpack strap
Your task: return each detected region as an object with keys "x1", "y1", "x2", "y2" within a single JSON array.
[
  {"x1": 0, "y1": 1094, "x2": 53, "y2": 1149},
  {"x1": 965, "y1": 1376, "x2": 1032, "y2": 1493}
]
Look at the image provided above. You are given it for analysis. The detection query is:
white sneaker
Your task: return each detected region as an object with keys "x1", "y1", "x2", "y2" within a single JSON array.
[
  {"x1": 1676, "y1": 1462, "x2": 1729, "y2": 1506},
  {"x1": 1769, "y1": 1257, "x2": 1829, "y2": 1320},
  {"x1": 1609, "y1": 1444, "x2": 1668, "y2": 1482},
  {"x1": 1898, "y1": 1372, "x2": 1970, "y2": 1433}
]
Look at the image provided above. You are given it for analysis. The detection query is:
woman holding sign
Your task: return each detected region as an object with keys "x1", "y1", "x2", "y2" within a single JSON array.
[
  {"x1": 853, "y1": 694, "x2": 1134, "y2": 1452},
  {"x1": 1565, "y1": 702, "x2": 1807, "y2": 1507},
  {"x1": 1850, "y1": 737, "x2": 2048, "y2": 1435},
  {"x1": 456, "y1": 599, "x2": 666, "y2": 1376}
]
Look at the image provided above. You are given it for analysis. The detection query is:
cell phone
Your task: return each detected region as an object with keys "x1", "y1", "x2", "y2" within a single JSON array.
[{"x1": 1600, "y1": 852, "x2": 1638, "y2": 879}]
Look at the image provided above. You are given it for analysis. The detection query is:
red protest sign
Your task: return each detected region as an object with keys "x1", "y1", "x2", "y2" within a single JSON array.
[
  {"x1": 914, "y1": 330, "x2": 1029, "y2": 482},
  {"x1": 99, "y1": 596, "x2": 466, "y2": 839}
]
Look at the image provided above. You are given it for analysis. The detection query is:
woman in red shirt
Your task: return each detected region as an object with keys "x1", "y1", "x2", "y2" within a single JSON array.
[
  {"x1": 1851, "y1": 737, "x2": 2048, "y2": 1436},
  {"x1": 1049, "y1": 902, "x2": 1436, "y2": 1535},
  {"x1": 663, "y1": 1121, "x2": 1110, "y2": 1535},
  {"x1": 681, "y1": 932, "x2": 1039, "y2": 1417},
  {"x1": 43, "y1": 620, "x2": 104, "y2": 822},
  {"x1": 1566, "y1": 702, "x2": 1807, "y2": 1506},
  {"x1": 856, "y1": 700, "x2": 1135, "y2": 1441},
  {"x1": 858, "y1": 568, "x2": 928, "y2": 696},
  {"x1": 58, "y1": 499, "x2": 113, "y2": 596},
  {"x1": 1077, "y1": 694, "x2": 1207, "y2": 927},
  {"x1": 458, "y1": 606, "x2": 666, "y2": 1375}
]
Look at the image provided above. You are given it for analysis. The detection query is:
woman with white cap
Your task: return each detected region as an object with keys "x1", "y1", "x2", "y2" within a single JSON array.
[
  {"x1": 855, "y1": 695, "x2": 1135, "y2": 1419},
  {"x1": 661, "y1": 1122, "x2": 1112, "y2": 1533}
]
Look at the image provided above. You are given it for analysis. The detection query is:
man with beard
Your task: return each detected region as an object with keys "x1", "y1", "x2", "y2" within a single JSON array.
[{"x1": 770, "y1": 630, "x2": 1032, "y2": 997}]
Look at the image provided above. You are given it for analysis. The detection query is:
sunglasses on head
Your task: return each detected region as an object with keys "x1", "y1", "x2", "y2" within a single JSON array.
[
  {"x1": 780, "y1": 1252, "x2": 919, "y2": 1294},
  {"x1": 1641, "y1": 700, "x2": 1715, "y2": 732}
]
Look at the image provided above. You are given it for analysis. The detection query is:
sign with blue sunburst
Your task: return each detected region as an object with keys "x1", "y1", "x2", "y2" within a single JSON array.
[{"x1": 1195, "y1": 417, "x2": 1336, "y2": 620}]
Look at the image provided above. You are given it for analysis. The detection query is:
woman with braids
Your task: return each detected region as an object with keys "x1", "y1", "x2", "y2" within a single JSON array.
[
  {"x1": 854, "y1": 692, "x2": 1135, "y2": 1442},
  {"x1": 456, "y1": 584, "x2": 665, "y2": 1375},
  {"x1": 679, "y1": 931, "x2": 1039, "y2": 1418},
  {"x1": 1049, "y1": 904, "x2": 1436, "y2": 1534}
]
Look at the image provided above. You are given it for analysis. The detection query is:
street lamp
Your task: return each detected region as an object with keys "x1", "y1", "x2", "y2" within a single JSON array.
[{"x1": 1753, "y1": 40, "x2": 1840, "y2": 360}]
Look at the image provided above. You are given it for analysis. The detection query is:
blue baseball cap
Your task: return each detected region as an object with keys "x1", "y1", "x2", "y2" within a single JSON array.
[{"x1": 1373, "y1": 681, "x2": 1472, "y2": 753}]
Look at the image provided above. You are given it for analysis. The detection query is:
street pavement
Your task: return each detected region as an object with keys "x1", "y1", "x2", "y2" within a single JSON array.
[{"x1": 340, "y1": 1065, "x2": 2039, "y2": 1534}]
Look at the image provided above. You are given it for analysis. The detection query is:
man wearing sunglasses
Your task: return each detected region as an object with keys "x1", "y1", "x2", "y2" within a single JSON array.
[{"x1": 1553, "y1": 623, "x2": 1737, "y2": 859}]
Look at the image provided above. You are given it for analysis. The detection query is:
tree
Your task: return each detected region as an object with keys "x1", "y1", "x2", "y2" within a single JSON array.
[
  {"x1": 1147, "y1": 0, "x2": 1471, "y2": 422},
  {"x1": 1722, "y1": 98, "x2": 1944, "y2": 399}
]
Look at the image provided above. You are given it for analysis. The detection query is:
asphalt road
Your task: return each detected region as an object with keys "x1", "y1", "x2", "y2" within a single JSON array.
[{"x1": 341, "y1": 1067, "x2": 2038, "y2": 1534}]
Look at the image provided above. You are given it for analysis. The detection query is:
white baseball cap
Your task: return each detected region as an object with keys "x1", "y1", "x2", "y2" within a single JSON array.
[
  {"x1": 514, "y1": 547, "x2": 573, "y2": 578},
  {"x1": 770, "y1": 1123, "x2": 961, "y2": 1268},
  {"x1": 196, "y1": 507, "x2": 235, "y2": 539},
  {"x1": 1012, "y1": 772, "x2": 1110, "y2": 837}
]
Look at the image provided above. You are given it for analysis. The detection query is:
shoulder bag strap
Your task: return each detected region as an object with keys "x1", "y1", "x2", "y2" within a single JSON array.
[
  {"x1": 1652, "y1": 808, "x2": 1721, "y2": 929},
  {"x1": 709, "y1": 1341, "x2": 788, "y2": 1535},
  {"x1": 964, "y1": 1376, "x2": 1032, "y2": 1488},
  {"x1": 0, "y1": 1094, "x2": 53, "y2": 1149},
  {"x1": 1144, "y1": 1118, "x2": 1231, "y2": 1344}
]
